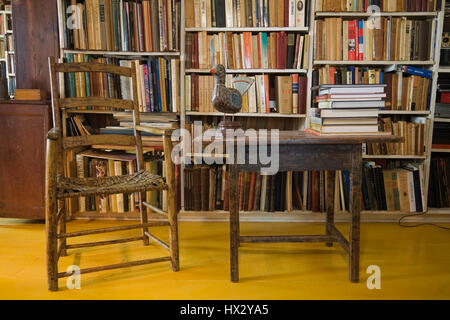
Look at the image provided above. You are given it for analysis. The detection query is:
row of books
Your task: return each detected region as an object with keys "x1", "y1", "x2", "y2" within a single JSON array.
[
  {"x1": 362, "y1": 161, "x2": 425, "y2": 212},
  {"x1": 186, "y1": 0, "x2": 310, "y2": 29},
  {"x1": 185, "y1": 74, "x2": 307, "y2": 114},
  {"x1": 75, "y1": 150, "x2": 167, "y2": 213},
  {"x1": 183, "y1": 163, "x2": 425, "y2": 213},
  {"x1": 428, "y1": 155, "x2": 450, "y2": 208},
  {"x1": 432, "y1": 122, "x2": 450, "y2": 148},
  {"x1": 384, "y1": 71, "x2": 432, "y2": 111},
  {"x1": 186, "y1": 32, "x2": 310, "y2": 70},
  {"x1": 63, "y1": 53, "x2": 180, "y2": 113},
  {"x1": 316, "y1": 0, "x2": 439, "y2": 12},
  {"x1": 366, "y1": 118, "x2": 426, "y2": 156},
  {"x1": 62, "y1": 0, "x2": 181, "y2": 52},
  {"x1": 309, "y1": 84, "x2": 384, "y2": 134},
  {"x1": 314, "y1": 17, "x2": 433, "y2": 61},
  {"x1": 184, "y1": 166, "x2": 338, "y2": 213}
]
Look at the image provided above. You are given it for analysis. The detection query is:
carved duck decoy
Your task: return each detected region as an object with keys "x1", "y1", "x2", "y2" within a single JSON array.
[{"x1": 211, "y1": 64, "x2": 243, "y2": 118}]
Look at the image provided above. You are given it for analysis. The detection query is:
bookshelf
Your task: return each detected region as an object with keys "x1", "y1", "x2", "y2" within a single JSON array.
[
  {"x1": 0, "y1": 7, "x2": 15, "y2": 97},
  {"x1": 428, "y1": 0, "x2": 450, "y2": 212},
  {"x1": 311, "y1": 0, "x2": 446, "y2": 215},
  {"x1": 54, "y1": 0, "x2": 450, "y2": 220},
  {"x1": 55, "y1": 0, "x2": 185, "y2": 218}
]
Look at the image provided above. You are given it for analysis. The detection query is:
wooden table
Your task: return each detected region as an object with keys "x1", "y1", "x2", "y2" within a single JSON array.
[{"x1": 223, "y1": 131, "x2": 403, "y2": 283}]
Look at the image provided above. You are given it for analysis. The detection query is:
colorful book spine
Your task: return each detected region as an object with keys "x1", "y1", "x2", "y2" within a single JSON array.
[{"x1": 358, "y1": 20, "x2": 364, "y2": 61}]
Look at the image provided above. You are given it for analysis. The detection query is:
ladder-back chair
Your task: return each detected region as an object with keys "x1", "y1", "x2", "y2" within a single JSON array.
[{"x1": 46, "y1": 56, "x2": 179, "y2": 291}]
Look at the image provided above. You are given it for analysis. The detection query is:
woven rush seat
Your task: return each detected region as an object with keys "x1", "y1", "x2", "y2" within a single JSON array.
[{"x1": 56, "y1": 170, "x2": 167, "y2": 199}]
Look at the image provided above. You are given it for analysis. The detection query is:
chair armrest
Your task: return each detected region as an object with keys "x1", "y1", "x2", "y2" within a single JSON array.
[
  {"x1": 47, "y1": 127, "x2": 61, "y2": 141},
  {"x1": 134, "y1": 125, "x2": 175, "y2": 137}
]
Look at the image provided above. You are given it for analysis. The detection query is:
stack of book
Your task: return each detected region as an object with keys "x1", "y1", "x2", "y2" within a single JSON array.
[{"x1": 309, "y1": 84, "x2": 386, "y2": 134}]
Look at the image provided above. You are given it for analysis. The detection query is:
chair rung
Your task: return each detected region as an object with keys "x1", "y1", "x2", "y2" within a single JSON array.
[
  {"x1": 144, "y1": 231, "x2": 169, "y2": 251},
  {"x1": 57, "y1": 221, "x2": 170, "y2": 239},
  {"x1": 328, "y1": 224, "x2": 350, "y2": 254},
  {"x1": 57, "y1": 256, "x2": 172, "y2": 278},
  {"x1": 143, "y1": 202, "x2": 168, "y2": 217},
  {"x1": 239, "y1": 235, "x2": 337, "y2": 243},
  {"x1": 66, "y1": 236, "x2": 144, "y2": 250}
]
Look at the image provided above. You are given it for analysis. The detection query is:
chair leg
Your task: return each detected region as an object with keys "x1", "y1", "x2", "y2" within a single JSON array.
[
  {"x1": 139, "y1": 192, "x2": 150, "y2": 246},
  {"x1": 169, "y1": 208, "x2": 179, "y2": 272},
  {"x1": 46, "y1": 197, "x2": 59, "y2": 291},
  {"x1": 58, "y1": 199, "x2": 67, "y2": 257}
]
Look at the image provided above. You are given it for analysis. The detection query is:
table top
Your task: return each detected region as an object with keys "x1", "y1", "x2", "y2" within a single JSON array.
[{"x1": 211, "y1": 131, "x2": 404, "y2": 145}]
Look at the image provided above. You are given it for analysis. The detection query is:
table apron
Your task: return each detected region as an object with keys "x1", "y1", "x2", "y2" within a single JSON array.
[{"x1": 234, "y1": 144, "x2": 356, "y2": 172}]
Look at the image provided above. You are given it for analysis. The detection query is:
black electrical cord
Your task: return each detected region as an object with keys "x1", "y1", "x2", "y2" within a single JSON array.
[{"x1": 398, "y1": 212, "x2": 450, "y2": 230}]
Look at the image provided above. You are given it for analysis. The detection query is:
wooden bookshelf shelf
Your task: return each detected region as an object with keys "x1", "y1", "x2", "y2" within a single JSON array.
[
  {"x1": 185, "y1": 68, "x2": 308, "y2": 74},
  {"x1": 431, "y1": 148, "x2": 450, "y2": 153},
  {"x1": 428, "y1": 208, "x2": 450, "y2": 214},
  {"x1": 315, "y1": 11, "x2": 439, "y2": 18},
  {"x1": 186, "y1": 111, "x2": 306, "y2": 118},
  {"x1": 314, "y1": 60, "x2": 435, "y2": 65},
  {"x1": 62, "y1": 49, "x2": 181, "y2": 57},
  {"x1": 434, "y1": 117, "x2": 450, "y2": 123},
  {"x1": 362, "y1": 155, "x2": 427, "y2": 159},
  {"x1": 185, "y1": 27, "x2": 309, "y2": 32},
  {"x1": 438, "y1": 67, "x2": 450, "y2": 73}
]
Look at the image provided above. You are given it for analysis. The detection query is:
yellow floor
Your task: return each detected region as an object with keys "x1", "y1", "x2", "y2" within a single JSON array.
[{"x1": 0, "y1": 218, "x2": 449, "y2": 299}]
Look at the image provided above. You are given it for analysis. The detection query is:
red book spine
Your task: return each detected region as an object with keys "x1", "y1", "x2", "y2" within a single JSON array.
[
  {"x1": 421, "y1": 0, "x2": 428, "y2": 11},
  {"x1": 348, "y1": 20, "x2": 356, "y2": 61},
  {"x1": 243, "y1": 32, "x2": 252, "y2": 69},
  {"x1": 284, "y1": 0, "x2": 289, "y2": 27},
  {"x1": 248, "y1": 173, "x2": 256, "y2": 211},
  {"x1": 298, "y1": 76, "x2": 307, "y2": 114},
  {"x1": 257, "y1": 33, "x2": 262, "y2": 69},
  {"x1": 276, "y1": 32, "x2": 287, "y2": 69},
  {"x1": 329, "y1": 67, "x2": 336, "y2": 85}
]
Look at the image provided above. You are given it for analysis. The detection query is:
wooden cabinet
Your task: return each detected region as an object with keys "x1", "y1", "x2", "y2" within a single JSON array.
[{"x1": 0, "y1": 101, "x2": 51, "y2": 219}]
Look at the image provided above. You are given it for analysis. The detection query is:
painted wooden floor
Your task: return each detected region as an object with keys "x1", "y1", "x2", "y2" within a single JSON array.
[{"x1": 0, "y1": 219, "x2": 449, "y2": 299}]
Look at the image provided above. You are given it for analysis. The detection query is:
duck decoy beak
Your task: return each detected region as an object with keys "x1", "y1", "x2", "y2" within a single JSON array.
[{"x1": 210, "y1": 68, "x2": 216, "y2": 75}]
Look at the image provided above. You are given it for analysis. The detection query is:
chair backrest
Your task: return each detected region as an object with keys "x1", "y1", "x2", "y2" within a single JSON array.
[{"x1": 48, "y1": 56, "x2": 145, "y2": 171}]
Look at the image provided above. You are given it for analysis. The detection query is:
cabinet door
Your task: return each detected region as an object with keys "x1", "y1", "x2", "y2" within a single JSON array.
[{"x1": 0, "y1": 103, "x2": 50, "y2": 219}]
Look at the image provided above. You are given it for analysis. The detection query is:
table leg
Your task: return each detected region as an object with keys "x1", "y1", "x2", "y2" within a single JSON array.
[
  {"x1": 229, "y1": 165, "x2": 239, "y2": 283},
  {"x1": 349, "y1": 145, "x2": 362, "y2": 283},
  {"x1": 325, "y1": 170, "x2": 336, "y2": 247}
]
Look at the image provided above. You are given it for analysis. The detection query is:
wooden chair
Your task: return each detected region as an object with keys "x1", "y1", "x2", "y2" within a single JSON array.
[{"x1": 46, "y1": 56, "x2": 179, "y2": 291}]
